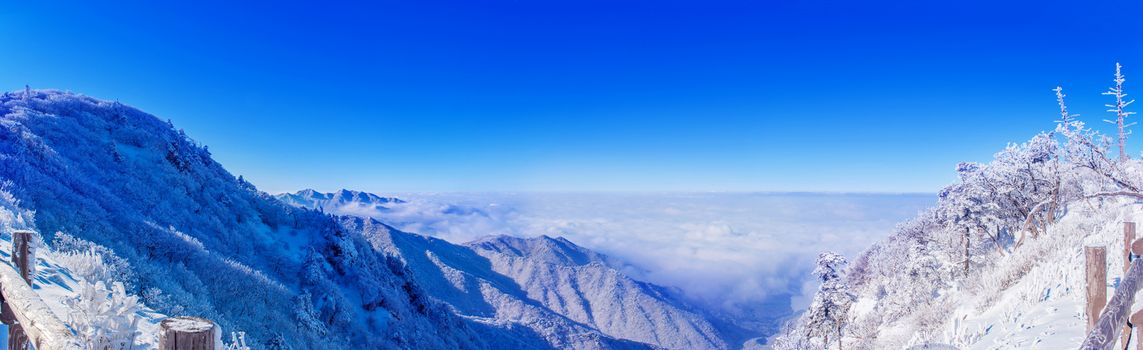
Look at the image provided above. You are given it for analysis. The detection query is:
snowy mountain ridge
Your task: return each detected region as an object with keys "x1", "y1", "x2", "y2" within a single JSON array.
[
  {"x1": 0, "y1": 90, "x2": 541, "y2": 349},
  {"x1": 275, "y1": 189, "x2": 405, "y2": 214},
  {"x1": 0, "y1": 89, "x2": 769, "y2": 349},
  {"x1": 280, "y1": 190, "x2": 763, "y2": 349}
]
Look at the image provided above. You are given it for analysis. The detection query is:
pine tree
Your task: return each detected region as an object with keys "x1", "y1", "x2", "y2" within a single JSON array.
[
  {"x1": 1104, "y1": 63, "x2": 1136, "y2": 161},
  {"x1": 805, "y1": 251, "x2": 855, "y2": 350}
]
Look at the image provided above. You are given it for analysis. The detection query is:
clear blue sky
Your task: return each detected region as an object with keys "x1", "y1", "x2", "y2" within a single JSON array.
[{"x1": 1, "y1": 1, "x2": 1140, "y2": 193}]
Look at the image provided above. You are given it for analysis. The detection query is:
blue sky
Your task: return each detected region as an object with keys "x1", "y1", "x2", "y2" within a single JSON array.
[{"x1": 1, "y1": 0, "x2": 1140, "y2": 193}]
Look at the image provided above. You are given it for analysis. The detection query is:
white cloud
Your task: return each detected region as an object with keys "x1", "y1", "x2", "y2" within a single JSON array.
[{"x1": 354, "y1": 192, "x2": 933, "y2": 324}]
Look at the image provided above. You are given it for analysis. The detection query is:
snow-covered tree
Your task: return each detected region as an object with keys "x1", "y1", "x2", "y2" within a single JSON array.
[
  {"x1": 770, "y1": 316, "x2": 813, "y2": 350},
  {"x1": 775, "y1": 64, "x2": 1143, "y2": 348},
  {"x1": 1104, "y1": 63, "x2": 1136, "y2": 161},
  {"x1": 1054, "y1": 86, "x2": 1073, "y2": 132},
  {"x1": 805, "y1": 251, "x2": 855, "y2": 349}
]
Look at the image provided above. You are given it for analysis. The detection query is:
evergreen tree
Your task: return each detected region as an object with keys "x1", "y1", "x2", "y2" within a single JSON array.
[{"x1": 805, "y1": 251, "x2": 855, "y2": 350}]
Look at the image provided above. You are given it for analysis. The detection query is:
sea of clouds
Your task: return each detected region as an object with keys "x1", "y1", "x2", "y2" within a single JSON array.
[{"x1": 363, "y1": 192, "x2": 934, "y2": 326}]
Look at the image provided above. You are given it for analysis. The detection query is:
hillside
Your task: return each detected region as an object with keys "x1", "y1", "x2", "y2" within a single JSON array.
[
  {"x1": 772, "y1": 84, "x2": 1143, "y2": 349},
  {"x1": 0, "y1": 90, "x2": 496, "y2": 349}
]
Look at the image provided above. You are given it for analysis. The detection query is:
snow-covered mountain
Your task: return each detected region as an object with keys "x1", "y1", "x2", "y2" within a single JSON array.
[
  {"x1": 0, "y1": 89, "x2": 767, "y2": 350},
  {"x1": 276, "y1": 189, "x2": 405, "y2": 214},
  {"x1": 280, "y1": 189, "x2": 759, "y2": 349},
  {"x1": 0, "y1": 90, "x2": 527, "y2": 349},
  {"x1": 343, "y1": 217, "x2": 654, "y2": 350},
  {"x1": 464, "y1": 234, "x2": 757, "y2": 349}
]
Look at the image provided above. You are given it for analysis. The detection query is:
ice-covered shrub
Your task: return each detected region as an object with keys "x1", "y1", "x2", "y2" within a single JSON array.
[
  {"x1": 224, "y1": 332, "x2": 252, "y2": 350},
  {"x1": 52, "y1": 232, "x2": 136, "y2": 290},
  {"x1": 57, "y1": 248, "x2": 116, "y2": 285},
  {"x1": 0, "y1": 182, "x2": 35, "y2": 233},
  {"x1": 65, "y1": 281, "x2": 142, "y2": 350}
]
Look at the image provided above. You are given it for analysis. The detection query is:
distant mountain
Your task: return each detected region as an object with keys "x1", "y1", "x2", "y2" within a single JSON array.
[
  {"x1": 282, "y1": 190, "x2": 759, "y2": 349},
  {"x1": 276, "y1": 189, "x2": 404, "y2": 214},
  {"x1": 465, "y1": 235, "x2": 748, "y2": 349},
  {"x1": 344, "y1": 217, "x2": 653, "y2": 350}
]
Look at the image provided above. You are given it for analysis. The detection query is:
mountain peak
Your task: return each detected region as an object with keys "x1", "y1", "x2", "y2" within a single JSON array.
[
  {"x1": 467, "y1": 234, "x2": 604, "y2": 267},
  {"x1": 274, "y1": 189, "x2": 404, "y2": 212}
]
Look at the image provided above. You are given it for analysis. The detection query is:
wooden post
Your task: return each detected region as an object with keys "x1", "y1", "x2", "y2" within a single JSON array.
[
  {"x1": 160, "y1": 317, "x2": 217, "y2": 350},
  {"x1": 6, "y1": 230, "x2": 33, "y2": 350},
  {"x1": 1126, "y1": 223, "x2": 1138, "y2": 348},
  {"x1": 1127, "y1": 223, "x2": 1137, "y2": 273},
  {"x1": 12, "y1": 231, "x2": 31, "y2": 284},
  {"x1": 1088, "y1": 246, "x2": 1108, "y2": 333}
]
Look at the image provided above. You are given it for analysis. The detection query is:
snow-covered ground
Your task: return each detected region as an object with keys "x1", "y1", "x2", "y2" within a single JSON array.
[
  {"x1": 0, "y1": 194, "x2": 166, "y2": 349},
  {"x1": 927, "y1": 200, "x2": 1141, "y2": 349},
  {"x1": 781, "y1": 195, "x2": 1143, "y2": 349}
]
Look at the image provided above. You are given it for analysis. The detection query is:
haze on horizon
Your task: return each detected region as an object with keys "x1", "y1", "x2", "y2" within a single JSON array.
[{"x1": 2, "y1": 0, "x2": 1140, "y2": 193}]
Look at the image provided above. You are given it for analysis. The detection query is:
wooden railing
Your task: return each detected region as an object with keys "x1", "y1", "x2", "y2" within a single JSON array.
[
  {"x1": 1080, "y1": 222, "x2": 1143, "y2": 350},
  {"x1": 0, "y1": 230, "x2": 222, "y2": 350},
  {"x1": 1, "y1": 230, "x2": 81, "y2": 350}
]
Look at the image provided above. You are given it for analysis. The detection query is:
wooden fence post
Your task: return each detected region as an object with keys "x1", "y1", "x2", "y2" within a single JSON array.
[
  {"x1": 12, "y1": 231, "x2": 31, "y2": 284},
  {"x1": 6, "y1": 230, "x2": 33, "y2": 350},
  {"x1": 1088, "y1": 246, "x2": 1109, "y2": 333},
  {"x1": 1127, "y1": 223, "x2": 1137, "y2": 273},
  {"x1": 160, "y1": 316, "x2": 217, "y2": 350},
  {"x1": 1126, "y1": 223, "x2": 1138, "y2": 347}
]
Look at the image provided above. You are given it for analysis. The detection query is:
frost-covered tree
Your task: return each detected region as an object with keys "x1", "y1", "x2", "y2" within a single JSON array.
[
  {"x1": 935, "y1": 130, "x2": 1066, "y2": 263},
  {"x1": 805, "y1": 251, "x2": 855, "y2": 349},
  {"x1": 1054, "y1": 86, "x2": 1073, "y2": 132},
  {"x1": 774, "y1": 64, "x2": 1143, "y2": 348},
  {"x1": 65, "y1": 281, "x2": 142, "y2": 350},
  {"x1": 770, "y1": 316, "x2": 813, "y2": 350},
  {"x1": 225, "y1": 332, "x2": 252, "y2": 350},
  {"x1": 1104, "y1": 63, "x2": 1136, "y2": 161}
]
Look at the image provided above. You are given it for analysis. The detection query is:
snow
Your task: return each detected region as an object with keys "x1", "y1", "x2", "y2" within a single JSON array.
[
  {"x1": 0, "y1": 185, "x2": 164, "y2": 349},
  {"x1": 933, "y1": 203, "x2": 1141, "y2": 349},
  {"x1": 161, "y1": 317, "x2": 215, "y2": 333}
]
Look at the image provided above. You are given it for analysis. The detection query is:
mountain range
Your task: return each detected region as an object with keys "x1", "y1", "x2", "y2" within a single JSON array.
[
  {"x1": 282, "y1": 189, "x2": 763, "y2": 349},
  {"x1": 0, "y1": 90, "x2": 765, "y2": 349}
]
